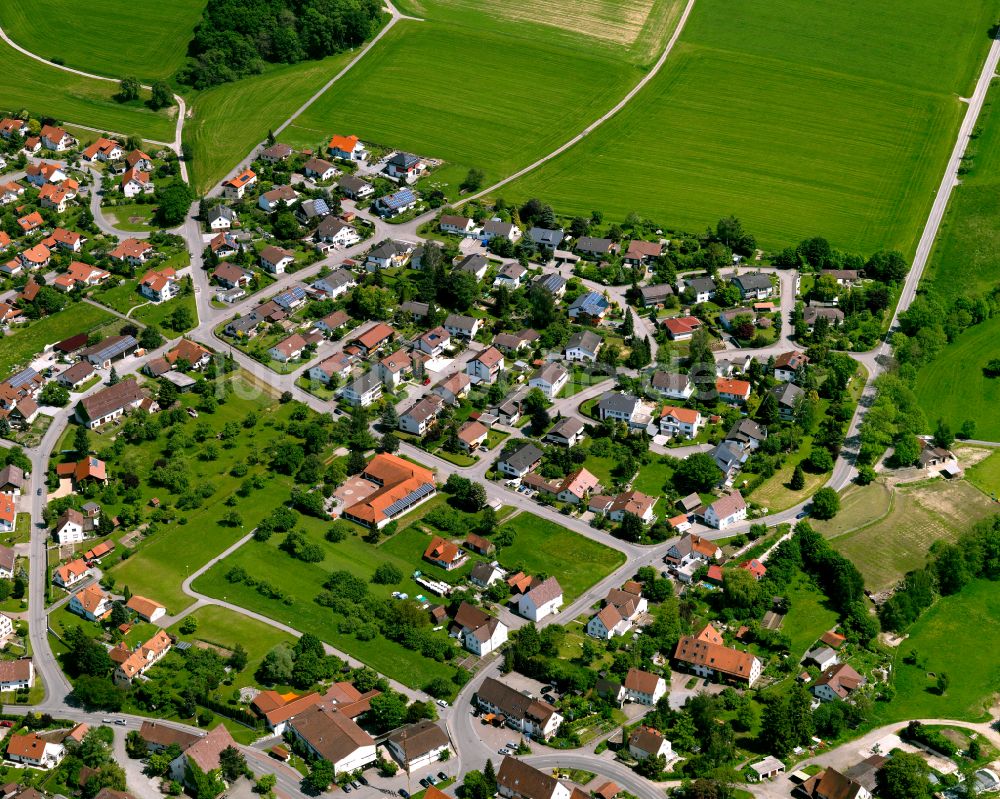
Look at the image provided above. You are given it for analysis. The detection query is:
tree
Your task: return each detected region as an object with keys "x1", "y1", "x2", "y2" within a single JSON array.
[
  {"x1": 180, "y1": 616, "x2": 198, "y2": 634},
  {"x1": 369, "y1": 692, "x2": 407, "y2": 733},
  {"x1": 125, "y1": 730, "x2": 147, "y2": 759},
  {"x1": 936, "y1": 672, "x2": 950, "y2": 695},
  {"x1": 876, "y1": 752, "x2": 933, "y2": 799},
  {"x1": 461, "y1": 168, "x2": 485, "y2": 192},
  {"x1": 229, "y1": 643, "x2": 248, "y2": 672},
  {"x1": 39, "y1": 382, "x2": 70, "y2": 407},
  {"x1": 890, "y1": 433, "x2": 921, "y2": 467},
  {"x1": 257, "y1": 644, "x2": 294, "y2": 684},
  {"x1": 790, "y1": 464, "x2": 805, "y2": 490},
  {"x1": 372, "y1": 562, "x2": 402, "y2": 584},
  {"x1": 380, "y1": 431, "x2": 399, "y2": 454},
  {"x1": 618, "y1": 512, "x2": 644, "y2": 543},
  {"x1": 806, "y1": 447, "x2": 834, "y2": 473},
  {"x1": 118, "y1": 76, "x2": 141, "y2": 102},
  {"x1": 108, "y1": 366, "x2": 120, "y2": 385},
  {"x1": 219, "y1": 746, "x2": 250, "y2": 782},
  {"x1": 757, "y1": 391, "x2": 779, "y2": 425},
  {"x1": 150, "y1": 81, "x2": 173, "y2": 110},
  {"x1": 933, "y1": 418, "x2": 955, "y2": 449},
  {"x1": 347, "y1": 448, "x2": 367, "y2": 475},
  {"x1": 255, "y1": 775, "x2": 277, "y2": 795},
  {"x1": 674, "y1": 452, "x2": 722, "y2": 494},
  {"x1": 155, "y1": 181, "x2": 194, "y2": 227},
  {"x1": 811, "y1": 487, "x2": 840, "y2": 520}
]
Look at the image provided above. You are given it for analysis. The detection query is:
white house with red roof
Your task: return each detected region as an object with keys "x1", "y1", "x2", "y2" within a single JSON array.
[
  {"x1": 659, "y1": 405, "x2": 703, "y2": 439},
  {"x1": 703, "y1": 491, "x2": 747, "y2": 529},
  {"x1": 40, "y1": 125, "x2": 75, "y2": 151},
  {"x1": 111, "y1": 238, "x2": 153, "y2": 266},
  {"x1": 328, "y1": 134, "x2": 367, "y2": 161},
  {"x1": 121, "y1": 168, "x2": 154, "y2": 198},
  {"x1": 139, "y1": 268, "x2": 179, "y2": 303},
  {"x1": 222, "y1": 168, "x2": 257, "y2": 200}
]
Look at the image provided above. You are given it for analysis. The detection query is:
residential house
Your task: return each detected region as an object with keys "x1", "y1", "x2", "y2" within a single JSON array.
[
  {"x1": 315, "y1": 309, "x2": 350, "y2": 335},
  {"x1": 113, "y1": 630, "x2": 172, "y2": 685},
  {"x1": 607, "y1": 491, "x2": 657, "y2": 524},
  {"x1": 376, "y1": 188, "x2": 417, "y2": 217},
  {"x1": 126, "y1": 596, "x2": 166, "y2": 623},
  {"x1": 624, "y1": 668, "x2": 667, "y2": 705},
  {"x1": 269, "y1": 333, "x2": 309, "y2": 363},
  {"x1": 18, "y1": 243, "x2": 51, "y2": 267},
  {"x1": 6, "y1": 732, "x2": 64, "y2": 768},
  {"x1": 732, "y1": 273, "x2": 773, "y2": 300},
  {"x1": 211, "y1": 262, "x2": 250, "y2": 289},
  {"x1": 569, "y1": 291, "x2": 611, "y2": 324},
  {"x1": 308, "y1": 352, "x2": 354, "y2": 386},
  {"x1": 774, "y1": 351, "x2": 809, "y2": 383},
  {"x1": 0, "y1": 495, "x2": 13, "y2": 534},
  {"x1": 297, "y1": 198, "x2": 331, "y2": 225},
  {"x1": 481, "y1": 219, "x2": 521, "y2": 244},
  {"x1": 337, "y1": 174, "x2": 374, "y2": 199},
  {"x1": 564, "y1": 331, "x2": 602, "y2": 367},
  {"x1": 465, "y1": 346, "x2": 504, "y2": 385},
  {"x1": 0, "y1": 466, "x2": 24, "y2": 496},
  {"x1": 440, "y1": 215, "x2": 476, "y2": 236},
  {"x1": 494, "y1": 329, "x2": 538, "y2": 355},
  {"x1": 469, "y1": 563, "x2": 502, "y2": 589},
  {"x1": 398, "y1": 395, "x2": 444, "y2": 436},
  {"x1": 386, "y1": 152, "x2": 424, "y2": 182},
  {"x1": 168, "y1": 725, "x2": 240, "y2": 787},
  {"x1": 166, "y1": 339, "x2": 212, "y2": 370},
  {"x1": 0, "y1": 659, "x2": 33, "y2": 691},
  {"x1": 431, "y1": 373, "x2": 470, "y2": 406},
  {"x1": 365, "y1": 240, "x2": 412, "y2": 270},
  {"x1": 260, "y1": 143, "x2": 293, "y2": 163},
  {"x1": 207, "y1": 205, "x2": 238, "y2": 231},
  {"x1": 812, "y1": 663, "x2": 865, "y2": 702},
  {"x1": 575, "y1": 237, "x2": 618, "y2": 259},
  {"x1": 494, "y1": 262, "x2": 527, "y2": 289},
  {"x1": 126, "y1": 149, "x2": 153, "y2": 171},
  {"x1": 69, "y1": 584, "x2": 111, "y2": 621},
  {"x1": 222, "y1": 169, "x2": 257, "y2": 200},
  {"x1": 384, "y1": 721, "x2": 450, "y2": 772},
  {"x1": 628, "y1": 726, "x2": 672, "y2": 761},
  {"x1": 597, "y1": 393, "x2": 653, "y2": 432},
  {"x1": 423, "y1": 536, "x2": 465, "y2": 570},
  {"x1": 518, "y1": 576, "x2": 563, "y2": 621},
  {"x1": 795, "y1": 769, "x2": 871, "y2": 799},
  {"x1": 726, "y1": 419, "x2": 767, "y2": 450},
  {"x1": 329, "y1": 135, "x2": 367, "y2": 161},
  {"x1": 414, "y1": 326, "x2": 451, "y2": 357},
  {"x1": 457, "y1": 421, "x2": 488, "y2": 453},
  {"x1": 532, "y1": 272, "x2": 567, "y2": 300},
  {"x1": 139, "y1": 268, "x2": 178, "y2": 303},
  {"x1": 650, "y1": 371, "x2": 693, "y2": 400},
  {"x1": 302, "y1": 157, "x2": 338, "y2": 181},
  {"x1": 109, "y1": 238, "x2": 153, "y2": 266},
  {"x1": 378, "y1": 349, "x2": 414, "y2": 388},
  {"x1": 586, "y1": 584, "x2": 646, "y2": 640},
  {"x1": 528, "y1": 227, "x2": 564, "y2": 250},
  {"x1": 674, "y1": 623, "x2": 762, "y2": 686},
  {"x1": 443, "y1": 313, "x2": 481, "y2": 339},
  {"x1": 54, "y1": 508, "x2": 88, "y2": 545},
  {"x1": 685, "y1": 277, "x2": 716, "y2": 303},
  {"x1": 529, "y1": 362, "x2": 568, "y2": 399},
  {"x1": 715, "y1": 377, "x2": 751, "y2": 404},
  {"x1": 52, "y1": 262, "x2": 110, "y2": 292},
  {"x1": 42, "y1": 227, "x2": 84, "y2": 253},
  {"x1": 341, "y1": 371, "x2": 383, "y2": 407},
  {"x1": 664, "y1": 533, "x2": 721, "y2": 571},
  {"x1": 258, "y1": 184, "x2": 298, "y2": 212},
  {"x1": 314, "y1": 216, "x2": 359, "y2": 248},
  {"x1": 310, "y1": 269, "x2": 356, "y2": 299},
  {"x1": 341, "y1": 453, "x2": 437, "y2": 529},
  {"x1": 52, "y1": 560, "x2": 89, "y2": 589},
  {"x1": 76, "y1": 379, "x2": 146, "y2": 427},
  {"x1": 659, "y1": 406, "x2": 703, "y2": 439},
  {"x1": 772, "y1": 383, "x2": 804, "y2": 421},
  {"x1": 120, "y1": 168, "x2": 153, "y2": 198},
  {"x1": 453, "y1": 602, "x2": 507, "y2": 656},
  {"x1": 522, "y1": 468, "x2": 599, "y2": 505},
  {"x1": 41, "y1": 125, "x2": 75, "y2": 151},
  {"x1": 545, "y1": 417, "x2": 584, "y2": 447},
  {"x1": 639, "y1": 283, "x2": 673, "y2": 307},
  {"x1": 703, "y1": 491, "x2": 748, "y2": 529},
  {"x1": 663, "y1": 316, "x2": 703, "y2": 341},
  {"x1": 803, "y1": 306, "x2": 844, "y2": 329},
  {"x1": 476, "y1": 680, "x2": 564, "y2": 742},
  {"x1": 739, "y1": 558, "x2": 767, "y2": 581},
  {"x1": 0, "y1": 118, "x2": 28, "y2": 139},
  {"x1": 497, "y1": 442, "x2": 544, "y2": 479},
  {"x1": 624, "y1": 240, "x2": 665, "y2": 269},
  {"x1": 259, "y1": 245, "x2": 296, "y2": 274},
  {"x1": 804, "y1": 646, "x2": 840, "y2": 672},
  {"x1": 497, "y1": 759, "x2": 570, "y2": 799},
  {"x1": 456, "y1": 253, "x2": 489, "y2": 281}
]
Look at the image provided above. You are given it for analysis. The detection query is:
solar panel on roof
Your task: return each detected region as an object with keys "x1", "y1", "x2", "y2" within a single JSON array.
[
  {"x1": 8, "y1": 368, "x2": 37, "y2": 388},
  {"x1": 384, "y1": 483, "x2": 434, "y2": 518}
]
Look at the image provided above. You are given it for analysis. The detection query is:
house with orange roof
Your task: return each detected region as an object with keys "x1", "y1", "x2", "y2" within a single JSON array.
[
  {"x1": 139, "y1": 267, "x2": 178, "y2": 303},
  {"x1": 353, "y1": 323, "x2": 396, "y2": 356},
  {"x1": 52, "y1": 559, "x2": 90, "y2": 590},
  {"x1": 42, "y1": 227, "x2": 84, "y2": 252},
  {"x1": 0, "y1": 302, "x2": 21, "y2": 328},
  {"x1": 53, "y1": 262, "x2": 111, "y2": 292},
  {"x1": 522, "y1": 467, "x2": 599, "y2": 505},
  {"x1": 0, "y1": 118, "x2": 28, "y2": 139},
  {"x1": 342, "y1": 453, "x2": 437, "y2": 530},
  {"x1": 662, "y1": 315, "x2": 702, "y2": 340},
  {"x1": 586, "y1": 584, "x2": 646, "y2": 640},
  {"x1": 37, "y1": 182, "x2": 73, "y2": 212},
  {"x1": 17, "y1": 212, "x2": 45, "y2": 234},
  {"x1": 126, "y1": 150, "x2": 153, "y2": 171},
  {"x1": 0, "y1": 495, "x2": 15, "y2": 534},
  {"x1": 0, "y1": 182, "x2": 24, "y2": 206},
  {"x1": 121, "y1": 168, "x2": 153, "y2": 198},
  {"x1": 423, "y1": 536, "x2": 465, "y2": 570},
  {"x1": 457, "y1": 420, "x2": 488, "y2": 453},
  {"x1": 674, "y1": 623, "x2": 762, "y2": 686},
  {"x1": 658, "y1": 405, "x2": 703, "y2": 439},
  {"x1": 40, "y1": 125, "x2": 75, "y2": 151},
  {"x1": 110, "y1": 238, "x2": 153, "y2": 266},
  {"x1": 715, "y1": 377, "x2": 751, "y2": 404},
  {"x1": 328, "y1": 135, "x2": 367, "y2": 161},
  {"x1": 25, "y1": 161, "x2": 67, "y2": 186},
  {"x1": 82, "y1": 137, "x2": 123, "y2": 162},
  {"x1": 126, "y1": 595, "x2": 166, "y2": 623},
  {"x1": 113, "y1": 630, "x2": 172, "y2": 685},
  {"x1": 69, "y1": 584, "x2": 112, "y2": 621},
  {"x1": 6, "y1": 730, "x2": 64, "y2": 768},
  {"x1": 222, "y1": 168, "x2": 257, "y2": 200},
  {"x1": 739, "y1": 558, "x2": 767, "y2": 580},
  {"x1": 165, "y1": 339, "x2": 211, "y2": 369}
]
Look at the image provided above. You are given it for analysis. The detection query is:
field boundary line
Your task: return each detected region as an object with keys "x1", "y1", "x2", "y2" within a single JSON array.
[
  {"x1": 456, "y1": 0, "x2": 698, "y2": 206},
  {"x1": 824, "y1": 482, "x2": 896, "y2": 542}
]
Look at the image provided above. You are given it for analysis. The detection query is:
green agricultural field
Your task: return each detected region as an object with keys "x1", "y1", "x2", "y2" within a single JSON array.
[
  {"x1": 281, "y1": 19, "x2": 645, "y2": 197},
  {"x1": 0, "y1": 0, "x2": 204, "y2": 83},
  {"x1": 185, "y1": 50, "x2": 356, "y2": 194},
  {"x1": 818, "y1": 478, "x2": 996, "y2": 592},
  {"x1": 0, "y1": 41, "x2": 175, "y2": 142},
  {"x1": 965, "y1": 449, "x2": 1000, "y2": 499},
  {"x1": 921, "y1": 79, "x2": 1000, "y2": 303},
  {"x1": 504, "y1": 0, "x2": 995, "y2": 254},
  {"x1": 0, "y1": 303, "x2": 116, "y2": 377},
  {"x1": 501, "y1": 513, "x2": 625, "y2": 601},
  {"x1": 876, "y1": 580, "x2": 1000, "y2": 723},
  {"x1": 913, "y1": 315, "x2": 1000, "y2": 442}
]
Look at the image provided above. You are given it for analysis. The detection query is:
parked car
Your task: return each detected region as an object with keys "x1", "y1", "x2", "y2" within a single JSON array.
[
  {"x1": 344, "y1": 785, "x2": 352, "y2": 793},
  {"x1": 419, "y1": 779, "x2": 430, "y2": 788},
  {"x1": 428, "y1": 776, "x2": 438, "y2": 785},
  {"x1": 436, "y1": 699, "x2": 449, "y2": 708},
  {"x1": 437, "y1": 773, "x2": 448, "y2": 782},
  {"x1": 358, "y1": 776, "x2": 369, "y2": 786},
  {"x1": 399, "y1": 791, "x2": 410, "y2": 798}
]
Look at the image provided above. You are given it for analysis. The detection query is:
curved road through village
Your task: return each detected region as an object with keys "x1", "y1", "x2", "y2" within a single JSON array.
[{"x1": 0, "y1": 12, "x2": 998, "y2": 799}]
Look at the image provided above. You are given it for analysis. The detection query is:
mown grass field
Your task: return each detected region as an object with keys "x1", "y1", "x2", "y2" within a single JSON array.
[
  {"x1": 281, "y1": 18, "x2": 646, "y2": 196},
  {"x1": 913, "y1": 315, "x2": 1000, "y2": 442},
  {"x1": 0, "y1": 302, "x2": 115, "y2": 378},
  {"x1": 0, "y1": 0, "x2": 204, "y2": 83},
  {"x1": 504, "y1": 0, "x2": 995, "y2": 253},
  {"x1": 966, "y1": 449, "x2": 1000, "y2": 499},
  {"x1": 778, "y1": 576, "x2": 838, "y2": 660},
  {"x1": 185, "y1": 50, "x2": 357, "y2": 194},
  {"x1": 0, "y1": 41, "x2": 176, "y2": 142},
  {"x1": 817, "y1": 478, "x2": 996, "y2": 592},
  {"x1": 921, "y1": 78, "x2": 1000, "y2": 303},
  {"x1": 875, "y1": 580, "x2": 1000, "y2": 723}
]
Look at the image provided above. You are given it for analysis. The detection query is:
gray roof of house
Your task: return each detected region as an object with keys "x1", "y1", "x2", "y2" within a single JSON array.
[
  {"x1": 531, "y1": 362, "x2": 567, "y2": 385},
  {"x1": 686, "y1": 277, "x2": 716, "y2": 293},
  {"x1": 640, "y1": 283, "x2": 673, "y2": 302},
  {"x1": 651, "y1": 371, "x2": 690, "y2": 392},
  {"x1": 368, "y1": 239, "x2": 410, "y2": 260},
  {"x1": 771, "y1": 382, "x2": 804, "y2": 408},
  {"x1": 501, "y1": 441, "x2": 544, "y2": 471},
  {"x1": 346, "y1": 371, "x2": 381, "y2": 394},
  {"x1": 547, "y1": 416, "x2": 584, "y2": 439},
  {"x1": 534, "y1": 273, "x2": 566, "y2": 294},
  {"x1": 733, "y1": 273, "x2": 772, "y2": 291},
  {"x1": 528, "y1": 227, "x2": 564, "y2": 247},
  {"x1": 567, "y1": 330, "x2": 601, "y2": 354},
  {"x1": 714, "y1": 440, "x2": 746, "y2": 466},
  {"x1": 726, "y1": 419, "x2": 767, "y2": 443},
  {"x1": 207, "y1": 205, "x2": 236, "y2": 221},
  {"x1": 457, "y1": 254, "x2": 488, "y2": 275},
  {"x1": 598, "y1": 393, "x2": 640, "y2": 415},
  {"x1": 576, "y1": 236, "x2": 614, "y2": 252}
]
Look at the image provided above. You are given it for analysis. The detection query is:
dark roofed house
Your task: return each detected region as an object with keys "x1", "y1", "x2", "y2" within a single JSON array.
[
  {"x1": 477, "y1": 681, "x2": 563, "y2": 741},
  {"x1": 384, "y1": 720, "x2": 449, "y2": 771},
  {"x1": 497, "y1": 756, "x2": 567, "y2": 799},
  {"x1": 76, "y1": 380, "x2": 148, "y2": 428}
]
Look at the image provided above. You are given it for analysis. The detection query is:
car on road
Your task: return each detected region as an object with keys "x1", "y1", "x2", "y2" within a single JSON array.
[
  {"x1": 506, "y1": 742, "x2": 518, "y2": 750},
  {"x1": 436, "y1": 699, "x2": 449, "y2": 708},
  {"x1": 498, "y1": 748, "x2": 511, "y2": 755},
  {"x1": 796, "y1": 511, "x2": 808, "y2": 519},
  {"x1": 351, "y1": 781, "x2": 361, "y2": 789},
  {"x1": 115, "y1": 719, "x2": 127, "y2": 725},
  {"x1": 36, "y1": 488, "x2": 42, "y2": 496},
  {"x1": 428, "y1": 776, "x2": 438, "y2": 785},
  {"x1": 399, "y1": 791, "x2": 410, "y2": 798},
  {"x1": 102, "y1": 718, "x2": 112, "y2": 723},
  {"x1": 542, "y1": 694, "x2": 555, "y2": 703}
]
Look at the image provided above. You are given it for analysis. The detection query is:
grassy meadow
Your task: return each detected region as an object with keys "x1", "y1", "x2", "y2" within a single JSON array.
[
  {"x1": 0, "y1": 40, "x2": 176, "y2": 142},
  {"x1": 281, "y1": 18, "x2": 647, "y2": 196},
  {"x1": 913, "y1": 315, "x2": 1000, "y2": 442},
  {"x1": 0, "y1": 303, "x2": 115, "y2": 378},
  {"x1": 0, "y1": 0, "x2": 205, "y2": 83},
  {"x1": 503, "y1": 0, "x2": 996, "y2": 254}
]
